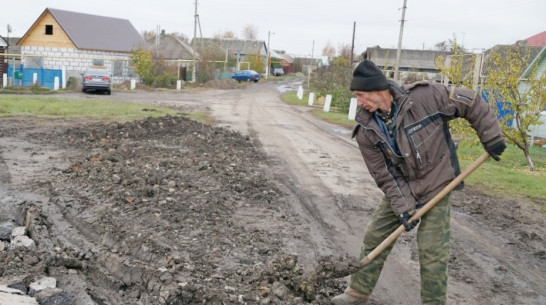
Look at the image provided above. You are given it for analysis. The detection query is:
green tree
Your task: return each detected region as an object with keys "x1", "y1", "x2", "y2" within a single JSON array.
[
  {"x1": 245, "y1": 53, "x2": 265, "y2": 74},
  {"x1": 483, "y1": 44, "x2": 546, "y2": 171},
  {"x1": 131, "y1": 47, "x2": 154, "y2": 85},
  {"x1": 435, "y1": 39, "x2": 478, "y2": 146}
]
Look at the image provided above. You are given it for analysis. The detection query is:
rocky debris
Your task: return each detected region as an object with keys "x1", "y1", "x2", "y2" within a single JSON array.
[
  {"x1": 203, "y1": 79, "x2": 237, "y2": 89},
  {"x1": 0, "y1": 221, "x2": 76, "y2": 304},
  {"x1": 0, "y1": 277, "x2": 71, "y2": 305},
  {"x1": 28, "y1": 277, "x2": 56, "y2": 297},
  {"x1": 0, "y1": 116, "x2": 348, "y2": 304},
  {"x1": 10, "y1": 227, "x2": 36, "y2": 251},
  {"x1": 0, "y1": 221, "x2": 16, "y2": 241},
  {"x1": 0, "y1": 284, "x2": 39, "y2": 305},
  {"x1": 0, "y1": 225, "x2": 36, "y2": 252}
]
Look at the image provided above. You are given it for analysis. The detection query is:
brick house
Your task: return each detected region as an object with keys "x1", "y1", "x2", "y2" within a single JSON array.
[{"x1": 17, "y1": 7, "x2": 146, "y2": 88}]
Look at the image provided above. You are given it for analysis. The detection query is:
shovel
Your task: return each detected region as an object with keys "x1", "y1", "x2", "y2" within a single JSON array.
[{"x1": 356, "y1": 152, "x2": 491, "y2": 269}]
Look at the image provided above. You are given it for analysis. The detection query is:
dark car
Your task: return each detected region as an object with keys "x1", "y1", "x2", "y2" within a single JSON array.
[
  {"x1": 232, "y1": 70, "x2": 260, "y2": 83},
  {"x1": 82, "y1": 68, "x2": 112, "y2": 94}
]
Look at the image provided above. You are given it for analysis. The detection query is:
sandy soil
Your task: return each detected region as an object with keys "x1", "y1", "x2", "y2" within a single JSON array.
[{"x1": 0, "y1": 79, "x2": 544, "y2": 304}]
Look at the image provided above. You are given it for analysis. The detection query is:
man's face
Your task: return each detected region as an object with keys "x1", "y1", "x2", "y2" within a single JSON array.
[{"x1": 354, "y1": 89, "x2": 392, "y2": 113}]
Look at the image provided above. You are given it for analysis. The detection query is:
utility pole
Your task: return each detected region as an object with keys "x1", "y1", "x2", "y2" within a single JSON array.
[
  {"x1": 307, "y1": 40, "x2": 314, "y2": 87},
  {"x1": 350, "y1": 21, "x2": 356, "y2": 74},
  {"x1": 266, "y1": 30, "x2": 271, "y2": 79},
  {"x1": 191, "y1": 0, "x2": 198, "y2": 83},
  {"x1": 394, "y1": 0, "x2": 407, "y2": 82}
]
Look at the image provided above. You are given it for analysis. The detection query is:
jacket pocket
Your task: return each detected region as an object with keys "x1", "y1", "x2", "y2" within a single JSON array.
[{"x1": 402, "y1": 116, "x2": 446, "y2": 177}]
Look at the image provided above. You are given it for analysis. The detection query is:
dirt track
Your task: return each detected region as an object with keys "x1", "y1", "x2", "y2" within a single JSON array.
[{"x1": 0, "y1": 79, "x2": 544, "y2": 304}]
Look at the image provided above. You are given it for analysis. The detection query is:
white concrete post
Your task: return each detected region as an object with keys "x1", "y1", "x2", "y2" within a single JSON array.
[
  {"x1": 308, "y1": 92, "x2": 315, "y2": 106},
  {"x1": 176, "y1": 80, "x2": 182, "y2": 90},
  {"x1": 348, "y1": 98, "x2": 357, "y2": 120},
  {"x1": 62, "y1": 67, "x2": 67, "y2": 89},
  {"x1": 33, "y1": 73, "x2": 38, "y2": 85},
  {"x1": 130, "y1": 79, "x2": 136, "y2": 90},
  {"x1": 53, "y1": 77, "x2": 59, "y2": 91},
  {"x1": 297, "y1": 85, "x2": 303, "y2": 100},
  {"x1": 323, "y1": 94, "x2": 332, "y2": 112},
  {"x1": 2, "y1": 73, "x2": 6, "y2": 87}
]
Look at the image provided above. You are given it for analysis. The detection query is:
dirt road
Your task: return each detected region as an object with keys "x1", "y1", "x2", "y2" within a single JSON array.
[{"x1": 0, "y1": 79, "x2": 544, "y2": 304}]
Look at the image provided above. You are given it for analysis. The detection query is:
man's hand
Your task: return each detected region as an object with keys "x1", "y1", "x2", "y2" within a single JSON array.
[
  {"x1": 398, "y1": 212, "x2": 419, "y2": 231},
  {"x1": 485, "y1": 140, "x2": 507, "y2": 161}
]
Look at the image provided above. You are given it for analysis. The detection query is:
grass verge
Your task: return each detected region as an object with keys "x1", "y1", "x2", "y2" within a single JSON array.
[
  {"x1": 457, "y1": 143, "x2": 546, "y2": 208},
  {"x1": 0, "y1": 95, "x2": 181, "y2": 122}
]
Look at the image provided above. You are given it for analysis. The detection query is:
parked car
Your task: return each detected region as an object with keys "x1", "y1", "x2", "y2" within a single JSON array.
[
  {"x1": 82, "y1": 68, "x2": 112, "y2": 94},
  {"x1": 273, "y1": 68, "x2": 284, "y2": 76},
  {"x1": 232, "y1": 70, "x2": 260, "y2": 83}
]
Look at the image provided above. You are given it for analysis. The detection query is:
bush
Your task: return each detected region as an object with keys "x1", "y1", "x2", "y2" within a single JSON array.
[
  {"x1": 310, "y1": 57, "x2": 353, "y2": 113},
  {"x1": 66, "y1": 76, "x2": 81, "y2": 90}
]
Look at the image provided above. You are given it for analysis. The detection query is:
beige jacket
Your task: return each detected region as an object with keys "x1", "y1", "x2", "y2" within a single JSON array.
[{"x1": 352, "y1": 81, "x2": 503, "y2": 215}]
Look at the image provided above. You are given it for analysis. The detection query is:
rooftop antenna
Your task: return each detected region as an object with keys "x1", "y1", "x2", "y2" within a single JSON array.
[{"x1": 6, "y1": 24, "x2": 11, "y2": 54}]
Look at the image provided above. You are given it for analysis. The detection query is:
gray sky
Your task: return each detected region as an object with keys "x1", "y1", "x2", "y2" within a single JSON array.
[{"x1": 1, "y1": 0, "x2": 544, "y2": 56}]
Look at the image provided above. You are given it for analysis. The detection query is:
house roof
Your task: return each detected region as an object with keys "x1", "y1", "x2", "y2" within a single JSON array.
[
  {"x1": 149, "y1": 34, "x2": 196, "y2": 60},
  {"x1": 482, "y1": 44, "x2": 544, "y2": 76},
  {"x1": 523, "y1": 30, "x2": 546, "y2": 47},
  {"x1": 521, "y1": 47, "x2": 546, "y2": 78},
  {"x1": 0, "y1": 35, "x2": 7, "y2": 47},
  {"x1": 363, "y1": 46, "x2": 451, "y2": 71},
  {"x1": 191, "y1": 37, "x2": 266, "y2": 56},
  {"x1": 292, "y1": 57, "x2": 323, "y2": 67},
  {"x1": 19, "y1": 8, "x2": 146, "y2": 53},
  {"x1": 270, "y1": 50, "x2": 294, "y2": 64},
  {"x1": 0, "y1": 37, "x2": 21, "y2": 53}
]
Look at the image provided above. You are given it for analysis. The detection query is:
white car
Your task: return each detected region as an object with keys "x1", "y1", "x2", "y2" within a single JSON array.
[{"x1": 273, "y1": 68, "x2": 284, "y2": 76}]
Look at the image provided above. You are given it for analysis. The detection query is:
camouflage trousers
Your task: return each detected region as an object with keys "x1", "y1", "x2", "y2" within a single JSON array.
[{"x1": 349, "y1": 194, "x2": 451, "y2": 305}]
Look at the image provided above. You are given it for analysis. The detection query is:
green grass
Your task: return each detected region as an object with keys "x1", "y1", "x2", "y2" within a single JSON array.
[
  {"x1": 311, "y1": 109, "x2": 355, "y2": 129},
  {"x1": 0, "y1": 95, "x2": 181, "y2": 122},
  {"x1": 457, "y1": 143, "x2": 546, "y2": 206},
  {"x1": 282, "y1": 91, "x2": 355, "y2": 128},
  {"x1": 282, "y1": 91, "x2": 308, "y2": 106},
  {"x1": 0, "y1": 85, "x2": 55, "y2": 95}
]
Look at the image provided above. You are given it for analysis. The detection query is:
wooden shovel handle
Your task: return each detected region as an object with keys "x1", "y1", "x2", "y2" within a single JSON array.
[{"x1": 359, "y1": 152, "x2": 491, "y2": 267}]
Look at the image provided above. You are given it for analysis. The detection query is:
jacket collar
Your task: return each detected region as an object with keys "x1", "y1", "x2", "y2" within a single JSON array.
[{"x1": 355, "y1": 81, "x2": 407, "y2": 125}]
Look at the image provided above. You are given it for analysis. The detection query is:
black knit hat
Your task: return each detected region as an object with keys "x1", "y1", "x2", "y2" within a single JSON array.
[{"x1": 350, "y1": 60, "x2": 389, "y2": 92}]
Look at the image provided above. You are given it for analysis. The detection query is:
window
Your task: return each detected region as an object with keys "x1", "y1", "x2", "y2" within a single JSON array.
[
  {"x1": 113, "y1": 61, "x2": 123, "y2": 77},
  {"x1": 92, "y1": 59, "x2": 104, "y2": 66},
  {"x1": 45, "y1": 25, "x2": 53, "y2": 35}
]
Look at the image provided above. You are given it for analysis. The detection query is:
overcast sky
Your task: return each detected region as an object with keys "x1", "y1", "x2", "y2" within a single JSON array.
[{"x1": 1, "y1": 0, "x2": 544, "y2": 56}]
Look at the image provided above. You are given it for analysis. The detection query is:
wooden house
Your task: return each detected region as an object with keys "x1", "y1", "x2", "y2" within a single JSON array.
[
  {"x1": 17, "y1": 7, "x2": 146, "y2": 88},
  {"x1": 148, "y1": 32, "x2": 196, "y2": 81}
]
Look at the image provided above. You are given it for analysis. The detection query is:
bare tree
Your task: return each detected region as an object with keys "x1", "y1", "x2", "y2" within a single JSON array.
[
  {"x1": 214, "y1": 30, "x2": 237, "y2": 39},
  {"x1": 242, "y1": 24, "x2": 258, "y2": 40},
  {"x1": 337, "y1": 43, "x2": 353, "y2": 60},
  {"x1": 434, "y1": 33, "x2": 466, "y2": 53},
  {"x1": 322, "y1": 42, "x2": 335, "y2": 58}
]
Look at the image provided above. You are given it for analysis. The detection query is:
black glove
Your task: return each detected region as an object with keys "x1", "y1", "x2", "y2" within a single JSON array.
[
  {"x1": 484, "y1": 140, "x2": 507, "y2": 161},
  {"x1": 398, "y1": 212, "x2": 419, "y2": 231}
]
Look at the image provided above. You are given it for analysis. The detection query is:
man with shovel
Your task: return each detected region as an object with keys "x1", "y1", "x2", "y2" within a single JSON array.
[{"x1": 331, "y1": 60, "x2": 506, "y2": 305}]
